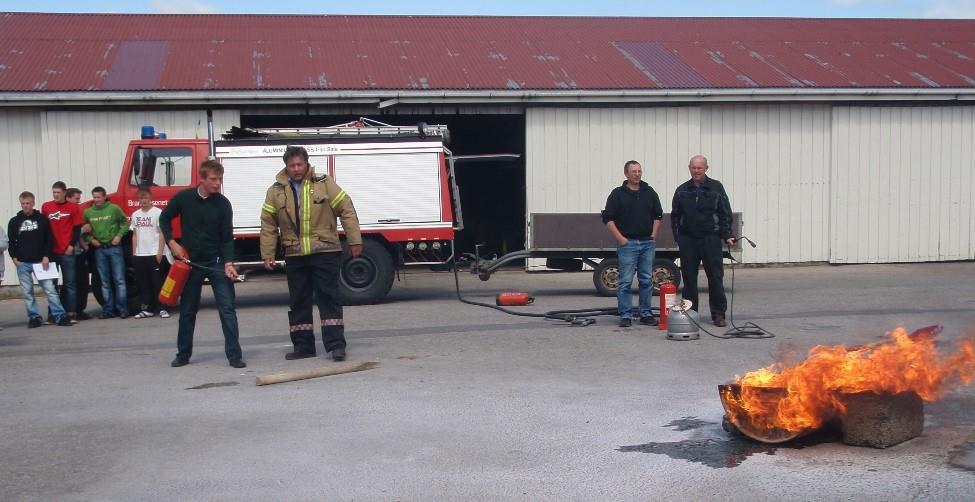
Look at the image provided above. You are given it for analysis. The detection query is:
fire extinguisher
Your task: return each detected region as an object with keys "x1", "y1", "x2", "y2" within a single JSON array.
[
  {"x1": 496, "y1": 292, "x2": 534, "y2": 306},
  {"x1": 658, "y1": 282, "x2": 678, "y2": 330},
  {"x1": 158, "y1": 258, "x2": 192, "y2": 307}
]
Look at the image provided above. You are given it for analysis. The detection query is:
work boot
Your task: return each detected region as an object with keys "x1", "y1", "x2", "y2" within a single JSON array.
[
  {"x1": 331, "y1": 347, "x2": 347, "y2": 362},
  {"x1": 171, "y1": 356, "x2": 189, "y2": 367},
  {"x1": 76, "y1": 312, "x2": 93, "y2": 321},
  {"x1": 618, "y1": 318, "x2": 632, "y2": 328},
  {"x1": 285, "y1": 351, "x2": 316, "y2": 360},
  {"x1": 640, "y1": 316, "x2": 658, "y2": 326},
  {"x1": 229, "y1": 359, "x2": 247, "y2": 368},
  {"x1": 28, "y1": 317, "x2": 43, "y2": 329},
  {"x1": 56, "y1": 316, "x2": 73, "y2": 327},
  {"x1": 713, "y1": 314, "x2": 727, "y2": 327}
]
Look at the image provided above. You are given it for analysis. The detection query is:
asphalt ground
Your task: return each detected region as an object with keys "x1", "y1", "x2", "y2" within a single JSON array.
[{"x1": 1, "y1": 262, "x2": 974, "y2": 501}]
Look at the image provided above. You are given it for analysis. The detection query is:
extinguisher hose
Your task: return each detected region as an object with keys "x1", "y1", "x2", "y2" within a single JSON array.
[{"x1": 453, "y1": 262, "x2": 627, "y2": 325}]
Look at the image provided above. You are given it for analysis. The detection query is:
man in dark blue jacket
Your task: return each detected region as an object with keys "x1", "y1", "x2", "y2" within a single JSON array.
[
  {"x1": 602, "y1": 160, "x2": 663, "y2": 328},
  {"x1": 671, "y1": 155, "x2": 735, "y2": 327}
]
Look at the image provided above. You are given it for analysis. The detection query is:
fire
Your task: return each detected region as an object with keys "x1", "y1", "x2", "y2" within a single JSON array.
[{"x1": 721, "y1": 326, "x2": 975, "y2": 437}]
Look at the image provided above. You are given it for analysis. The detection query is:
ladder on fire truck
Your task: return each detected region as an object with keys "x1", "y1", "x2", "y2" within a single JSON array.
[{"x1": 242, "y1": 118, "x2": 450, "y2": 141}]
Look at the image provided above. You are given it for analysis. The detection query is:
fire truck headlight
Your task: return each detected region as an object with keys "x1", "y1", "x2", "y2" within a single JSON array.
[
  {"x1": 432, "y1": 242, "x2": 442, "y2": 250},
  {"x1": 405, "y1": 242, "x2": 415, "y2": 251},
  {"x1": 419, "y1": 242, "x2": 428, "y2": 251}
]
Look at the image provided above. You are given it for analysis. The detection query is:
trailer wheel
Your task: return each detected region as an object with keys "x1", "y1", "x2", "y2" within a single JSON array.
[
  {"x1": 593, "y1": 258, "x2": 619, "y2": 297},
  {"x1": 593, "y1": 257, "x2": 682, "y2": 297},
  {"x1": 339, "y1": 239, "x2": 395, "y2": 305},
  {"x1": 652, "y1": 258, "x2": 681, "y2": 293}
]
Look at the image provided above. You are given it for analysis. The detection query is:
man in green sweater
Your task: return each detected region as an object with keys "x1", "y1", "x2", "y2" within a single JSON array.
[
  {"x1": 160, "y1": 159, "x2": 245, "y2": 369},
  {"x1": 84, "y1": 186, "x2": 130, "y2": 319}
]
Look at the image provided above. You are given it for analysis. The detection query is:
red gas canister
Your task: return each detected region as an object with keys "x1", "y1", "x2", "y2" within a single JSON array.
[
  {"x1": 158, "y1": 259, "x2": 192, "y2": 307},
  {"x1": 658, "y1": 282, "x2": 678, "y2": 330},
  {"x1": 496, "y1": 292, "x2": 534, "y2": 306}
]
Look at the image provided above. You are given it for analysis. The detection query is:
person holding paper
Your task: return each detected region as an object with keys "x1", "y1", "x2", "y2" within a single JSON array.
[{"x1": 7, "y1": 191, "x2": 71, "y2": 328}]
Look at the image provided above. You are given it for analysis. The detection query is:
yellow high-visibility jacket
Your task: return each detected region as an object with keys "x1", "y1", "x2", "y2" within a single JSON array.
[{"x1": 260, "y1": 167, "x2": 362, "y2": 259}]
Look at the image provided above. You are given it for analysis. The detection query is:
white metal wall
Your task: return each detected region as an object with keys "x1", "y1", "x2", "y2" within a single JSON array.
[
  {"x1": 700, "y1": 104, "x2": 832, "y2": 263},
  {"x1": 0, "y1": 109, "x2": 240, "y2": 285},
  {"x1": 0, "y1": 110, "x2": 44, "y2": 286},
  {"x1": 526, "y1": 107, "x2": 701, "y2": 216},
  {"x1": 830, "y1": 105, "x2": 975, "y2": 263}
]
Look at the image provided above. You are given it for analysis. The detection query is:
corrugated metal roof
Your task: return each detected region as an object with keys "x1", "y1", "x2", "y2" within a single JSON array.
[{"x1": 1, "y1": 12, "x2": 974, "y2": 92}]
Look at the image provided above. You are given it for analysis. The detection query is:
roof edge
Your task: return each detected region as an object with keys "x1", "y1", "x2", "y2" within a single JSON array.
[{"x1": 2, "y1": 88, "x2": 974, "y2": 107}]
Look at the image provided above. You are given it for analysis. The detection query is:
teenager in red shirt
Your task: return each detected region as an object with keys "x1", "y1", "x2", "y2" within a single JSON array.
[{"x1": 41, "y1": 181, "x2": 83, "y2": 324}]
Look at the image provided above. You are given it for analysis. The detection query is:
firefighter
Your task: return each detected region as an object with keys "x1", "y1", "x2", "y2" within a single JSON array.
[
  {"x1": 260, "y1": 146, "x2": 362, "y2": 362},
  {"x1": 671, "y1": 155, "x2": 735, "y2": 327}
]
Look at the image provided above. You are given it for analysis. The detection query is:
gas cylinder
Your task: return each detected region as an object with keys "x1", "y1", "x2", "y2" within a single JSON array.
[
  {"x1": 667, "y1": 300, "x2": 701, "y2": 340},
  {"x1": 658, "y1": 282, "x2": 678, "y2": 331},
  {"x1": 158, "y1": 259, "x2": 192, "y2": 306},
  {"x1": 496, "y1": 292, "x2": 534, "y2": 306}
]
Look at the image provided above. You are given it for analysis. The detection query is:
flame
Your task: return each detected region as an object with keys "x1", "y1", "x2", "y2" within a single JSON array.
[{"x1": 722, "y1": 326, "x2": 975, "y2": 436}]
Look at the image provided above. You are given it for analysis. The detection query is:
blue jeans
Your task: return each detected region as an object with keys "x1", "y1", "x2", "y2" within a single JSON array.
[
  {"x1": 616, "y1": 239, "x2": 656, "y2": 320},
  {"x1": 16, "y1": 262, "x2": 66, "y2": 321},
  {"x1": 54, "y1": 254, "x2": 76, "y2": 313},
  {"x1": 176, "y1": 258, "x2": 243, "y2": 362},
  {"x1": 95, "y1": 245, "x2": 128, "y2": 316}
]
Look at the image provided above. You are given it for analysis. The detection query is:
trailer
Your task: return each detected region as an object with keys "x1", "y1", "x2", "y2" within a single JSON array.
[{"x1": 474, "y1": 212, "x2": 743, "y2": 296}]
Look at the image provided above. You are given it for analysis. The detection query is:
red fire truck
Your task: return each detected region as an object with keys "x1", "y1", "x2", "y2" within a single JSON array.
[{"x1": 95, "y1": 118, "x2": 461, "y2": 306}]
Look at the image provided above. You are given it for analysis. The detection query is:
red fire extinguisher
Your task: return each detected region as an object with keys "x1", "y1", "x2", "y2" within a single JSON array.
[
  {"x1": 658, "y1": 282, "x2": 678, "y2": 330},
  {"x1": 158, "y1": 259, "x2": 192, "y2": 307},
  {"x1": 496, "y1": 292, "x2": 534, "y2": 306}
]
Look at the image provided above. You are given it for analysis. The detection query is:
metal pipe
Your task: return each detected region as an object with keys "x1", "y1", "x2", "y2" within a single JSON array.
[{"x1": 206, "y1": 109, "x2": 215, "y2": 160}]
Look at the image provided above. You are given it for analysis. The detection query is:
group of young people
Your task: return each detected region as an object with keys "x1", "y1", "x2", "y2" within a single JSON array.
[{"x1": 2, "y1": 183, "x2": 173, "y2": 328}]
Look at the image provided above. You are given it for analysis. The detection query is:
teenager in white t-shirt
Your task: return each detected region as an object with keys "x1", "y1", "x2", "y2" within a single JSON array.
[{"x1": 130, "y1": 188, "x2": 171, "y2": 319}]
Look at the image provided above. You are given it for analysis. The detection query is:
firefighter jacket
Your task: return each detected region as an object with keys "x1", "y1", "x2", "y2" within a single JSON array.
[{"x1": 260, "y1": 167, "x2": 362, "y2": 259}]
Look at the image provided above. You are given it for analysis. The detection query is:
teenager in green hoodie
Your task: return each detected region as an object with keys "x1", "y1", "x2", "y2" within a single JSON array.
[{"x1": 83, "y1": 186, "x2": 129, "y2": 318}]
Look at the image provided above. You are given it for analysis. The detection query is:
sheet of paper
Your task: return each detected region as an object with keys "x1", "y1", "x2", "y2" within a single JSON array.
[{"x1": 32, "y1": 263, "x2": 60, "y2": 281}]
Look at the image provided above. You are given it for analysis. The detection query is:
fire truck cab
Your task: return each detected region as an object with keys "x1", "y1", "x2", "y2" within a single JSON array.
[{"x1": 106, "y1": 119, "x2": 460, "y2": 305}]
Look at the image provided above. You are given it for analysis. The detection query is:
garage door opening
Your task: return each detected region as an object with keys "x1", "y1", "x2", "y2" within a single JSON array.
[{"x1": 240, "y1": 113, "x2": 527, "y2": 262}]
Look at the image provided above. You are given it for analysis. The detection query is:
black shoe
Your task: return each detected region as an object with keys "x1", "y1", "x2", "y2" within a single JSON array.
[
  {"x1": 229, "y1": 359, "x2": 247, "y2": 368},
  {"x1": 618, "y1": 318, "x2": 632, "y2": 328},
  {"x1": 171, "y1": 356, "x2": 189, "y2": 367},
  {"x1": 56, "y1": 316, "x2": 73, "y2": 327},
  {"x1": 76, "y1": 312, "x2": 93, "y2": 321},
  {"x1": 99, "y1": 312, "x2": 115, "y2": 320},
  {"x1": 713, "y1": 314, "x2": 727, "y2": 328},
  {"x1": 44, "y1": 315, "x2": 55, "y2": 325},
  {"x1": 118, "y1": 313, "x2": 129, "y2": 319},
  {"x1": 640, "y1": 316, "x2": 659, "y2": 326},
  {"x1": 331, "y1": 348, "x2": 346, "y2": 362},
  {"x1": 285, "y1": 351, "x2": 316, "y2": 360},
  {"x1": 28, "y1": 317, "x2": 43, "y2": 329}
]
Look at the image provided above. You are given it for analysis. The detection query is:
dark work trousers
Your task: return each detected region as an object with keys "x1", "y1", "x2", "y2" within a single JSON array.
[
  {"x1": 285, "y1": 252, "x2": 346, "y2": 354},
  {"x1": 132, "y1": 255, "x2": 168, "y2": 312},
  {"x1": 176, "y1": 259, "x2": 243, "y2": 362},
  {"x1": 677, "y1": 233, "x2": 727, "y2": 318},
  {"x1": 74, "y1": 248, "x2": 93, "y2": 314}
]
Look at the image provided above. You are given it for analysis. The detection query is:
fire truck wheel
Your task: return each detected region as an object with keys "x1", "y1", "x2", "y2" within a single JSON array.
[
  {"x1": 593, "y1": 257, "x2": 682, "y2": 297},
  {"x1": 339, "y1": 239, "x2": 395, "y2": 305}
]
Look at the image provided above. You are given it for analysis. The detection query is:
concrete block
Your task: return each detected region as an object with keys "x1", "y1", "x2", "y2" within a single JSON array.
[{"x1": 840, "y1": 391, "x2": 923, "y2": 449}]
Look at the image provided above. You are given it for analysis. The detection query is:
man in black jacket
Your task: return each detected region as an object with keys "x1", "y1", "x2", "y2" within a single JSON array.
[
  {"x1": 602, "y1": 160, "x2": 663, "y2": 328},
  {"x1": 7, "y1": 191, "x2": 71, "y2": 328},
  {"x1": 671, "y1": 155, "x2": 735, "y2": 327},
  {"x1": 160, "y1": 160, "x2": 245, "y2": 369}
]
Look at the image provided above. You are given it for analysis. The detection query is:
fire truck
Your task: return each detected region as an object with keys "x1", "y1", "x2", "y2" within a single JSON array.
[{"x1": 95, "y1": 117, "x2": 461, "y2": 306}]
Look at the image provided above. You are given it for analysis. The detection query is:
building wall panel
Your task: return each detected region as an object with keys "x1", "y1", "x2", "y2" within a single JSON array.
[
  {"x1": 830, "y1": 105, "x2": 975, "y2": 263},
  {"x1": 700, "y1": 104, "x2": 832, "y2": 263}
]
